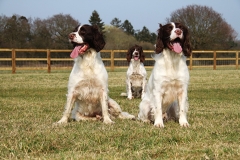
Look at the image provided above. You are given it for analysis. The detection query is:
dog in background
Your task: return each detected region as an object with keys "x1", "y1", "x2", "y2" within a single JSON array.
[
  {"x1": 138, "y1": 22, "x2": 192, "y2": 128},
  {"x1": 56, "y1": 24, "x2": 135, "y2": 125},
  {"x1": 121, "y1": 45, "x2": 147, "y2": 99}
]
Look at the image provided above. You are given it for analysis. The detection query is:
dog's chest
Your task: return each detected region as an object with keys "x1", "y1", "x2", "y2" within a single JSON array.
[
  {"x1": 160, "y1": 79, "x2": 184, "y2": 108},
  {"x1": 161, "y1": 79, "x2": 183, "y2": 95},
  {"x1": 156, "y1": 50, "x2": 189, "y2": 79},
  {"x1": 75, "y1": 53, "x2": 107, "y2": 77},
  {"x1": 131, "y1": 60, "x2": 141, "y2": 74},
  {"x1": 153, "y1": 50, "x2": 189, "y2": 106},
  {"x1": 163, "y1": 50, "x2": 182, "y2": 72}
]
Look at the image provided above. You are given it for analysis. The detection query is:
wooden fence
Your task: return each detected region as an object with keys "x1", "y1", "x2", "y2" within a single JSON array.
[{"x1": 0, "y1": 48, "x2": 239, "y2": 73}]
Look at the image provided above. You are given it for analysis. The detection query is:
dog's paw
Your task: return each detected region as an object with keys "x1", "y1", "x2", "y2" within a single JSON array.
[
  {"x1": 179, "y1": 122, "x2": 190, "y2": 127},
  {"x1": 103, "y1": 117, "x2": 114, "y2": 124},
  {"x1": 127, "y1": 95, "x2": 133, "y2": 100},
  {"x1": 56, "y1": 117, "x2": 68, "y2": 124},
  {"x1": 154, "y1": 119, "x2": 164, "y2": 128},
  {"x1": 179, "y1": 118, "x2": 189, "y2": 127}
]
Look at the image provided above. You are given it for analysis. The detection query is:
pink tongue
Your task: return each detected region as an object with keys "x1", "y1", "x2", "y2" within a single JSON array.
[
  {"x1": 134, "y1": 57, "x2": 139, "y2": 60},
  {"x1": 70, "y1": 46, "x2": 82, "y2": 58},
  {"x1": 172, "y1": 43, "x2": 182, "y2": 54}
]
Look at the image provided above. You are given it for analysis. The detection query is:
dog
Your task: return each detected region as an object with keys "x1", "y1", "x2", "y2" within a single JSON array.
[
  {"x1": 56, "y1": 24, "x2": 135, "y2": 124},
  {"x1": 138, "y1": 22, "x2": 192, "y2": 128},
  {"x1": 121, "y1": 45, "x2": 147, "y2": 99}
]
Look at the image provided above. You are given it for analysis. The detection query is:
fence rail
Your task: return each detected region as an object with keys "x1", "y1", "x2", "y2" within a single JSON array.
[{"x1": 0, "y1": 48, "x2": 239, "y2": 73}]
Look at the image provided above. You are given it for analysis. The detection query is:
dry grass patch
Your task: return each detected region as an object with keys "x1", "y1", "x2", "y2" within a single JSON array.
[{"x1": 0, "y1": 70, "x2": 240, "y2": 159}]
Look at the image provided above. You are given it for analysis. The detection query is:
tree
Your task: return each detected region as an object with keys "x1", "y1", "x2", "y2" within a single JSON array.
[
  {"x1": 44, "y1": 14, "x2": 79, "y2": 49},
  {"x1": 166, "y1": 5, "x2": 237, "y2": 50},
  {"x1": 0, "y1": 15, "x2": 31, "y2": 48},
  {"x1": 89, "y1": 10, "x2": 105, "y2": 34},
  {"x1": 121, "y1": 20, "x2": 135, "y2": 35},
  {"x1": 135, "y1": 26, "x2": 156, "y2": 44},
  {"x1": 31, "y1": 18, "x2": 52, "y2": 49},
  {"x1": 110, "y1": 17, "x2": 122, "y2": 28},
  {"x1": 104, "y1": 25, "x2": 154, "y2": 50}
]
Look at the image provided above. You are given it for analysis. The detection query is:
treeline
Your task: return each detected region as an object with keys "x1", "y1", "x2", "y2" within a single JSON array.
[
  {"x1": 0, "y1": 5, "x2": 239, "y2": 53},
  {"x1": 0, "y1": 11, "x2": 156, "y2": 51}
]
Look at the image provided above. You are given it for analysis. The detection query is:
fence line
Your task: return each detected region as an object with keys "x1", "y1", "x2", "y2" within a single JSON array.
[{"x1": 0, "y1": 48, "x2": 239, "y2": 73}]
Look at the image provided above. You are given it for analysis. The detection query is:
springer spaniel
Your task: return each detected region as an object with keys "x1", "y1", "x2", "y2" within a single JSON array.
[
  {"x1": 121, "y1": 45, "x2": 147, "y2": 99},
  {"x1": 56, "y1": 24, "x2": 135, "y2": 124},
  {"x1": 138, "y1": 22, "x2": 192, "y2": 128}
]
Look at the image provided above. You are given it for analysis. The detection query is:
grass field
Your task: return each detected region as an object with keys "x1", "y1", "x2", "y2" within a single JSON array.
[{"x1": 0, "y1": 69, "x2": 240, "y2": 159}]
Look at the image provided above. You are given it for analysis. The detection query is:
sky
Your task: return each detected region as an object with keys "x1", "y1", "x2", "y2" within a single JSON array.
[{"x1": 0, "y1": 0, "x2": 240, "y2": 39}]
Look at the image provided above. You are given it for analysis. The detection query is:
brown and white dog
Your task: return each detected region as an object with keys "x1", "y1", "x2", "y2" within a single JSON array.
[
  {"x1": 56, "y1": 24, "x2": 135, "y2": 124},
  {"x1": 121, "y1": 45, "x2": 147, "y2": 99},
  {"x1": 138, "y1": 22, "x2": 192, "y2": 128}
]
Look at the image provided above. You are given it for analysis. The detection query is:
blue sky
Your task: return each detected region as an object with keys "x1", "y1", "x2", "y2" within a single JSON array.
[{"x1": 0, "y1": 0, "x2": 239, "y2": 39}]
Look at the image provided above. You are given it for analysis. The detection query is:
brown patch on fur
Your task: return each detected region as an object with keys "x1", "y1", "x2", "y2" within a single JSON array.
[
  {"x1": 74, "y1": 79, "x2": 103, "y2": 104},
  {"x1": 129, "y1": 73, "x2": 144, "y2": 98}
]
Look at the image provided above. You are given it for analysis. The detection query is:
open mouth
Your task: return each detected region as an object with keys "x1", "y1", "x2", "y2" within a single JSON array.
[
  {"x1": 133, "y1": 55, "x2": 139, "y2": 61},
  {"x1": 167, "y1": 38, "x2": 182, "y2": 54},
  {"x1": 70, "y1": 43, "x2": 89, "y2": 58}
]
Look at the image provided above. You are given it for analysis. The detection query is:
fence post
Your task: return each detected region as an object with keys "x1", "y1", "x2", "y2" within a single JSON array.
[
  {"x1": 213, "y1": 51, "x2": 216, "y2": 70},
  {"x1": 12, "y1": 49, "x2": 16, "y2": 74},
  {"x1": 110, "y1": 50, "x2": 114, "y2": 71},
  {"x1": 189, "y1": 53, "x2": 193, "y2": 70},
  {"x1": 47, "y1": 49, "x2": 51, "y2": 73},
  {"x1": 236, "y1": 51, "x2": 239, "y2": 70}
]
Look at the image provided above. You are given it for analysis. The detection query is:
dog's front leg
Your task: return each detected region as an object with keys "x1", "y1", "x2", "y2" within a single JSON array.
[
  {"x1": 101, "y1": 89, "x2": 114, "y2": 124},
  {"x1": 153, "y1": 89, "x2": 164, "y2": 128},
  {"x1": 126, "y1": 78, "x2": 132, "y2": 99},
  {"x1": 178, "y1": 89, "x2": 189, "y2": 127},
  {"x1": 57, "y1": 93, "x2": 75, "y2": 124},
  {"x1": 141, "y1": 78, "x2": 147, "y2": 99}
]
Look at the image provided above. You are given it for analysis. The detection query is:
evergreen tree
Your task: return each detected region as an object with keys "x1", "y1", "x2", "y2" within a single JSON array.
[
  {"x1": 89, "y1": 10, "x2": 105, "y2": 34},
  {"x1": 110, "y1": 17, "x2": 122, "y2": 28},
  {"x1": 135, "y1": 26, "x2": 156, "y2": 44},
  {"x1": 121, "y1": 20, "x2": 135, "y2": 35}
]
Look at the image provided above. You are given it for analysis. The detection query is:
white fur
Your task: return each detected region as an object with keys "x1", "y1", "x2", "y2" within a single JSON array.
[
  {"x1": 170, "y1": 22, "x2": 183, "y2": 40},
  {"x1": 138, "y1": 49, "x2": 190, "y2": 128},
  {"x1": 69, "y1": 26, "x2": 83, "y2": 43},
  {"x1": 126, "y1": 59, "x2": 147, "y2": 99},
  {"x1": 56, "y1": 26, "x2": 135, "y2": 124},
  {"x1": 57, "y1": 49, "x2": 135, "y2": 124}
]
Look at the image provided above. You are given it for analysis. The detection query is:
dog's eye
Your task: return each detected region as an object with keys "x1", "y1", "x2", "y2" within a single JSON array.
[
  {"x1": 80, "y1": 30, "x2": 85, "y2": 34},
  {"x1": 79, "y1": 28, "x2": 86, "y2": 35}
]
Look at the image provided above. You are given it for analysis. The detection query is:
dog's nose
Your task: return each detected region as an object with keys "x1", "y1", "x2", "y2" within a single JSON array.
[
  {"x1": 175, "y1": 29, "x2": 182, "y2": 35},
  {"x1": 69, "y1": 33, "x2": 75, "y2": 40},
  {"x1": 134, "y1": 51, "x2": 139, "y2": 56}
]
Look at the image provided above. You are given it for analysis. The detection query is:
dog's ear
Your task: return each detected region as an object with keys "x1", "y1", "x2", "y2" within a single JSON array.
[
  {"x1": 92, "y1": 25, "x2": 105, "y2": 52},
  {"x1": 126, "y1": 46, "x2": 133, "y2": 63},
  {"x1": 155, "y1": 24, "x2": 164, "y2": 54},
  {"x1": 182, "y1": 25, "x2": 192, "y2": 57},
  {"x1": 139, "y1": 46, "x2": 145, "y2": 63}
]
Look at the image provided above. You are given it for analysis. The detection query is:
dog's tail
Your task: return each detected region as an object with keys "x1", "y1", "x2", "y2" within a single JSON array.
[{"x1": 120, "y1": 92, "x2": 127, "y2": 96}]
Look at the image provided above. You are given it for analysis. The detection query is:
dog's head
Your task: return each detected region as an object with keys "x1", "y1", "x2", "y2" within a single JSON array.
[
  {"x1": 155, "y1": 22, "x2": 192, "y2": 57},
  {"x1": 126, "y1": 44, "x2": 145, "y2": 63},
  {"x1": 68, "y1": 24, "x2": 105, "y2": 58}
]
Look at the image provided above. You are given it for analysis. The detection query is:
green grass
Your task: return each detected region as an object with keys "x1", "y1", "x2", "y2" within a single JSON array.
[{"x1": 0, "y1": 70, "x2": 240, "y2": 159}]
